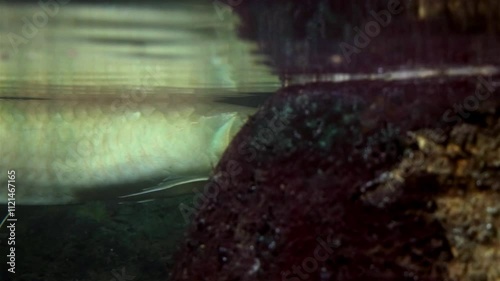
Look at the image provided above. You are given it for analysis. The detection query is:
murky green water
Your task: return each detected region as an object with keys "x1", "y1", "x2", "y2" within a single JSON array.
[{"x1": 0, "y1": 1, "x2": 278, "y2": 280}]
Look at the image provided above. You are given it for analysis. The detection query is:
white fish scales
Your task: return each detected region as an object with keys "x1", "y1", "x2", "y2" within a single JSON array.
[{"x1": 0, "y1": 95, "x2": 251, "y2": 204}]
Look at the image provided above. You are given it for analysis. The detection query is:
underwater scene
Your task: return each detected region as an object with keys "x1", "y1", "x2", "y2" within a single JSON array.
[{"x1": 0, "y1": 0, "x2": 499, "y2": 280}]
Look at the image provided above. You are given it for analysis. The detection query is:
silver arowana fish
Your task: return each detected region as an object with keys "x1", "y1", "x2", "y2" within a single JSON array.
[
  {"x1": 0, "y1": 4, "x2": 279, "y2": 205},
  {"x1": 6, "y1": 70, "x2": 497, "y2": 206},
  {"x1": 0, "y1": 94, "x2": 254, "y2": 205}
]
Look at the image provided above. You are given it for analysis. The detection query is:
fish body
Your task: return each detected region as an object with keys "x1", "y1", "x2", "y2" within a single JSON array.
[
  {"x1": 0, "y1": 94, "x2": 252, "y2": 204},
  {"x1": 0, "y1": 3, "x2": 278, "y2": 205}
]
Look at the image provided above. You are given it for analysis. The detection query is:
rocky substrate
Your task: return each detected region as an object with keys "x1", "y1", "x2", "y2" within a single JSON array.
[{"x1": 171, "y1": 77, "x2": 500, "y2": 281}]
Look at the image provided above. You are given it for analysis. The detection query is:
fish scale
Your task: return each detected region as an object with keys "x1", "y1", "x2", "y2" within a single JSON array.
[{"x1": 0, "y1": 95, "x2": 251, "y2": 204}]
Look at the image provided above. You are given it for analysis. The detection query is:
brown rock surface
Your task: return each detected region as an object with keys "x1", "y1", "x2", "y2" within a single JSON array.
[{"x1": 171, "y1": 78, "x2": 500, "y2": 281}]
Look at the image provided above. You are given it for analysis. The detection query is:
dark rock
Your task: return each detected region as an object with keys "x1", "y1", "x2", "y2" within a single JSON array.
[
  {"x1": 233, "y1": 0, "x2": 500, "y2": 76},
  {"x1": 171, "y1": 77, "x2": 500, "y2": 280}
]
